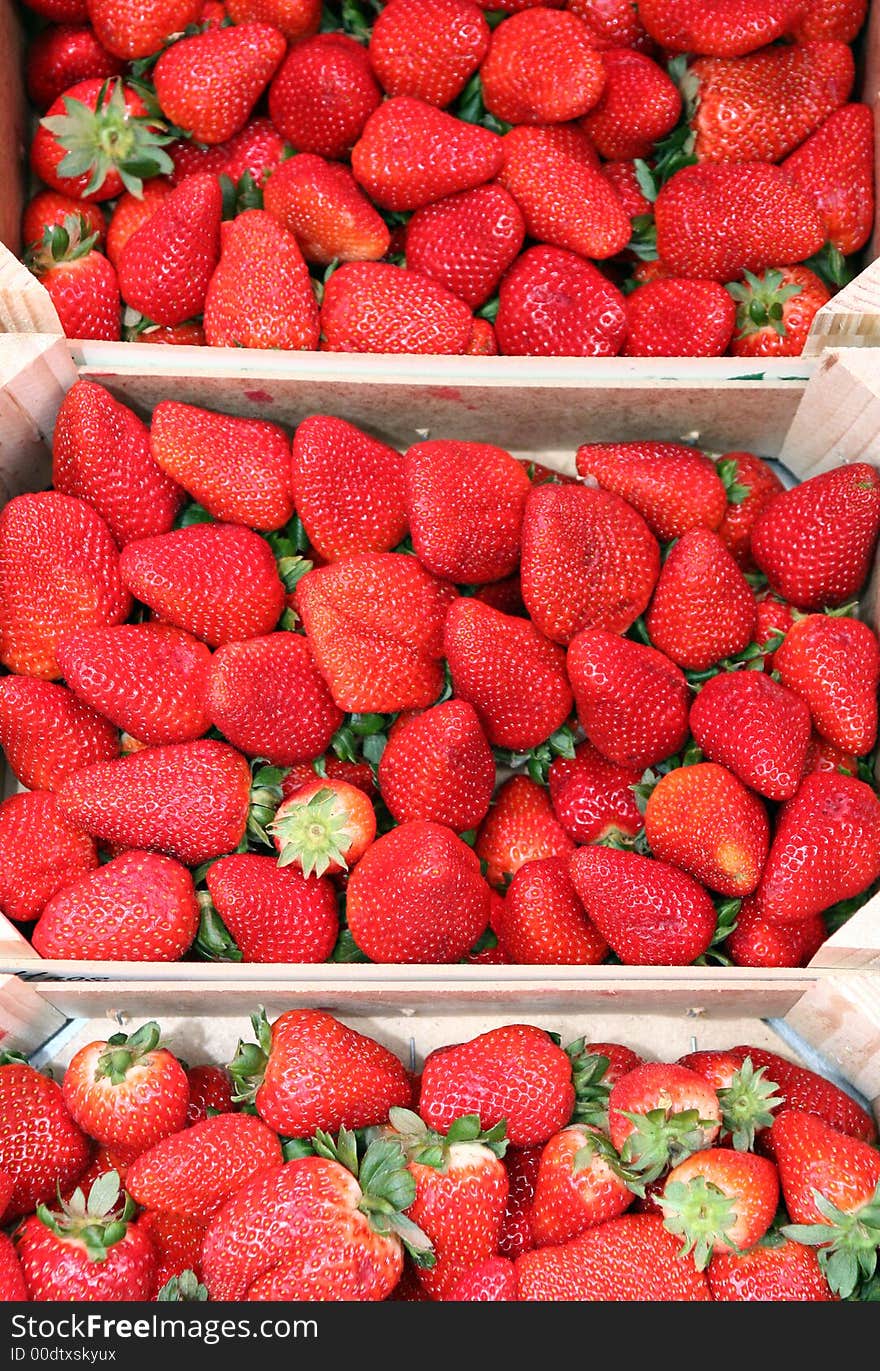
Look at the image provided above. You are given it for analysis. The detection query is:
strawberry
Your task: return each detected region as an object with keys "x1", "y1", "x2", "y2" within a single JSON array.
[
  {"x1": 754, "y1": 589, "x2": 796, "y2": 666},
  {"x1": 728, "y1": 266, "x2": 831, "y2": 358},
  {"x1": 32, "y1": 78, "x2": 172, "y2": 201},
  {"x1": 105, "y1": 179, "x2": 171, "y2": 267},
  {"x1": 295, "y1": 553, "x2": 454, "y2": 712},
  {"x1": 116, "y1": 174, "x2": 221, "y2": 329},
  {"x1": 405, "y1": 185, "x2": 525, "y2": 309},
  {"x1": 471, "y1": 572, "x2": 524, "y2": 612},
  {"x1": 22, "y1": 0, "x2": 89, "y2": 17},
  {"x1": 154, "y1": 23, "x2": 286, "y2": 145},
  {"x1": 725, "y1": 1047, "x2": 876, "y2": 1143},
  {"x1": 582, "y1": 49, "x2": 681, "y2": 159},
  {"x1": 466, "y1": 317, "x2": 499, "y2": 354},
  {"x1": 26, "y1": 216, "x2": 119, "y2": 340},
  {"x1": 548, "y1": 741, "x2": 642, "y2": 845},
  {"x1": 600, "y1": 159, "x2": 653, "y2": 218},
  {"x1": 775, "y1": 614, "x2": 879, "y2": 754},
  {"x1": 516, "y1": 1212, "x2": 711, "y2": 1300},
  {"x1": 17, "y1": 1173, "x2": 157, "y2": 1301},
  {"x1": 263, "y1": 155, "x2": 391, "y2": 265},
  {"x1": 138, "y1": 1210, "x2": 208, "y2": 1286},
  {"x1": 521, "y1": 483, "x2": 659, "y2": 644},
  {"x1": 608, "y1": 1062, "x2": 722, "y2": 1177},
  {"x1": 0, "y1": 1235, "x2": 27, "y2": 1300},
  {"x1": 659, "y1": 1149, "x2": 779, "y2": 1268},
  {"x1": 499, "y1": 125, "x2": 631, "y2": 262},
  {"x1": 726, "y1": 896, "x2": 826, "y2": 969},
  {"x1": 755, "y1": 772, "x2": 880, "y2": 923},
  {"x1": 185, "y1": 1066, "x2": 234, "y2": 1126},
  {"x1": 654, "y1": 163, "x2": 826, "y2": 281},
  {"x1": 25, "y1": 25, "x2": 125, "y2": 110},
  {"x1": 0, "y1": 791, "x2": 97, "y2": 925},
  {"x1": 499, "y1": 1146, "x2": 541, "y2": 1259},
  {"x1": 804, "y1": 735, "x2": 858, "y2": 776},
  {"x1": 481, "y1": 8, "x2": 605, "y2": 124},
  {"x1": 0, "y1": 677, "x2": 118, "y2": 791},
  {"x1": 352, "y1": 96, "x2": 503, "y2": 210},
  {"x1": 22, "y1": 188, "x2": 106, "y2": 250},
  {"x1": 674, "y1": 1049, "x2": 783, "y2": 1147},
  {"x1": 689, "y1": 670, "x2": 811, "y2": 801},
  {"x1": 168, "y1": 116, "x2": 285, "y2": 187},
  {"x1": 476, "y1": 776, "x2": 575, "y2": 889},
  {"x1": 530, "y1": 1124, "x2": 633, "y2": 1247},
  {"x1": 567, "y1": 0, "x2": 651, "y2": 50},
  {"x1": 268, "y1": 33, "x2": 382, "y2": 160},
  {"x1": 291, "y1": 415, "x2": 406, "y2": 560},
  {"x1": 203, "y1": 209, "x2": 321, "y2": 350},
  {"x1": 644, "y1": 762, "x2": 769, "y2": 898},
  {"x1": 269, "y1": 778, "x2": 375, "y2": 875},
  {"x1": 495, "y1": 245, "x2": 627, "y2": 355},
  {"x1": 645, "y1": 529, "x2": 757, "y2": 672},
  {"x1": 62, "y1": 1022, "x2": 189, "y2": 1157},
  {"x1": 228, "y1": 1009, "x2": 411, "y2": 1136},
  {"x1": 500, "y1": 855, "x2": 607, "y2": 964},
  {"x1": 57, "y1": 740, "x2": 252, "y2": 864},
  {"x1": 283, "y1": 756, "x2": 377, "y2": 801},
  {"x1": 0, "y1": 1063, "x2": 91, "y2": 1221},
  {"x1": 566, "y1": 630, "x2": 690, "y2": 770},
  {"x1": 793, "y1": 0, "x2": 866, "y2": 41},
  {"x1": 54, "y1": 379, "x2": 182, "y2": 546},
  {"x1": 377, "y1": 701, "x2": 496, "y2": 831},
  {"x1": 623, "y1": 278, "x2": 736, "y2": 358},
  {"x1": 225, "y1": 0, "x2": 320, "y2": 40},
  {"x1": 420, "y1": 1025, "x2": 575, "y2": 1147},
  {"x1": 751, "y1": 464, "x2": 880, "y2": 611},
  {"x1": 449, "y1": 1256, "x2": 517, "y2": 1300},
  {"x1": 0, "y1": 492, "x2": 130, "y2": 679},
  {"x1": 570, "y1": 846, "x2": 718, "y2": 966},
  {"x1": 320, "y1": 261, "x2": 475, "y2": 354},
  {"x1": 347, "y1": 820, "x2": 490, "y2": 962},
  {"x1": 127, "y1": 1113, "x2": 283, "y2": 1218},
  {"x1": 708, "y1": 1237, "x2": 834, "y2": 1301},
  {"x1": 715, "y1": 451, "x2": 785, "y2": 569},
  {"x1": 575, "y1": 441, "x2": 728, "y2": 542},
  {"x1": 773, "y1": 1109, "x2": 880, "y2": 1297},
  {"x1": 120, "y1": 523, "x2": 285, "y2": 647},
  {"x1": 782, "y1": 103, "x2": 874, "y2": 253},
  {"x1": 405, "y1": 438, "x2": 531, "y2": 582},
  {"x1": 637, "y1": 0, "x2": 806, "y2": 56},
  {"x1": 203, "y1": 853, "x2": 338, "y2": 962},
  {"x1": 370, "y1": 0, "x2": 489, "y2": 106},
  {"x1": 88, "y1": 0, "x2": 200, "y2": 58}
]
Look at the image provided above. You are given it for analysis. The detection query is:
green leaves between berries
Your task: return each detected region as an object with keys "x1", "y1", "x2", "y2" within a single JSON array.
[
  {"x1": 804, "y1": 242, "x2": 853, "y2": 291},
  {"x1": 567, "y1": 1042, "x2": 613, "y2": 1129},
  {"x1": 715, "y1": 457, "x2": 750, "y2": 506},
  {"x1": 686, "y1": 633, "x2": 785, "y2": 689},
  {"x1": 716, "y1": 1058, "x2": 783, "y2": 1152},
  {"x1": 494, "y1": 722, "x2": 577, "y2": 786},
  {"x1": 454, "y1": 72, "x2": 511, "y2": 135},
  {"x1": 246, "y1": 762, "x2": 286, "y2": 848},
  {"x1": 157, "y1": 1270, "x2": 209, "y2": 1302},
  {"x1": 783, "y1": 1183, "x2": 880, "y2": 1299},
  {"x1": 194, "y1": 893, "x2": 243, "y2": 963},
  {"x1": 37, "y1": 1171, "x2": 134, "y2": 1264},
  {"x1": 228, "y1": 1008, "x2": 272, "y2": 1106},
  {"x1": 40, "y1": 79, "x2": 174, "y2": 197},
  {"x1": 619, "y1": 1107, "x2": 718, "y2": 1194},
  {"x1": 387, "y1": 1107, "x2": 508, "y2": 1167}
]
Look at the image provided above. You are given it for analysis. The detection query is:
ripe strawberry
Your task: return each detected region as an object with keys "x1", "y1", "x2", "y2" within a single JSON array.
[
  {"x1": 449, "y1": 1256, "x2": 517, "y2": 1300},
  {"x1": 600, "y1": 159, "x2": 653, "y2": 218},
  {"x1": 708, "y1": 1238, "x2": 834, "y2": 1301},
  {"x1": 203, "y1": 209, "x2": 321, "y2": 351},
  {"x1": 25, "y1": 25, "x2": 124, "y2": 110},
  {"x1": 756, "y1": 772, "x2": 880, "y2": 923},
  {"x1": 530, "y1": 1125, "x2": 633, "y2": 1247},
  {"x1": 481, "y1": 8, "x2": 605, "y2": 124},
  {"x1": 105, "y1": 179, "x2": 170, "y2": 267},
  {"x1": 499, "y1": 1146, "x2": 541, "y2": 1259},
  {"x1": 185, "y1": 1065, "x2": 234, "y2": 1126},
  {"x1": 32, "y1": 78, "x2": 172, "y2": 201},
  {"x1": 674, "y1": 1049, "x2": 784, "y2": 1147},
  {"x1": 120, "y1": 523, "x2": 285, "y2": 647},
  {"x1": 516, "y1": 1212, "x2": 711, "y2": 1300},
  {"x1": 499, "y1": 125, "x2": 631, "y2": 262},
  {"x1": 567, "y1": 0, "x2": 651, "y2": 49},
  {"x1": 754, "y1": 589, "x2": 796, "y2": 667},
  {"x1": 370, "y1": 0, "x2": 489, "y2": 106},
  {"x1": 225, "y1": 0, "x2": 320, "y2": 40},
  {"x1": 495, "y1": 245, "x2": 627, "y2": 355},
  {"x1": 726, "y1": 896, "x2": 826, "y2": 969},
  {"x1": 476, "y1": 777, "x2": 575, "y2": 889},
  {"x1": 269, "y1": 33, "x2": 382, "y2": 160},
  {"x1": 804, "y1": 735, "x2": 858, "y2": 776},
  {"x1": 548, "y1": 741, "x2": 642, "y2": 845},
  {"x1": 0, "y1": 1235, "x2": 27, "y2": 1300},
  {"x1": 659, "y1": 1149, "x2": 779, "y2": 1268},
  {"x1": 17, "y1": 1173, "x2": 157, "y2": 1301},
  {"x1": 567, "y1": 629, "x2": 690, "y2": 770},
  {"x1": 466, "y1": 317, "x2": 499, "y2": 355},
  {"x1": 0, "y1": 677, "x2": 118, "y2": 791},
  {"x1": 21, "y1": 188, "x2": 106, "y2": 249},
  {"x1": 154, "y1": 23, "x2": 285, "y2": 145},
  {"x1": 321, "y1": 261, "x2": 475, "y2": 354},
  {"x1": 655, "y1": 163, "x2": 826, "y2": 281},
  {"x1": 138, "y1": 1210, "x2": 208, "y2": 1286},
  {"x1": 263, "y1": 155, "x2": 390, "y2": 266},
  {"x1": 229, "y1": 1009, "x2": 411, "y2": 1136},
  {"x1": 624, "y1": 278, "x2": 736, "y2": 358},
  {"x1": 269, "y1": 778, "x2": 375, "y2": 876},
  {"x1": 296, "y1": 553, "x2": 454, "y2": 711},
  {"x1": 377, "y1": 701, "x2": 495, "y2": 831},
  {"x1": 203, "y1": 853, "x2": 338, "y2": 962},
  {"x1": 521, "y1": 483, "x2": 659, "y2": 644},
  {"x1": 644, "y1": 762, "x2": 769, "y2": 898},
  {"x1": 291, "y1": 415, "x2": 406, "y2": 560},
  {"x1": 0, "y1": 791, "x2": 97, "y2": 925},
  {"x1": 575, "y1": 441, "x2": 728, "y2": 542},
  {"x1": 22, "y1": 0, "x2": 89, "y2": 17},
  {"x1": 729, "y1": 266, "x2": 831, "y2": 358},
  {"x1": 775, "y1": 614, "x2": 879, "y2": 754},
  {"x1": 352, "y1": 96, "x2": 503, "y2": 211},
  {"x1": 689, "y1": 670, "x2": 811, "y2": 801},
  {"x1": 127, "y1": 1113, "x2": 282, "y2": 1219},
  {"x1": 116, "y1": 174, "x2": 221, "y2": 329},
  {"x1": 283, "y1": 757, "x2": 376, "y2": 802},
  {"x1": 58, "y1": 739, "x2": 251, "y2": 864},
  {"x1": 420, "y1": 1025, "x2": 575, "y2": 1147},
  {"x1": 500, "y1": 855, "x2": 607, "y2": 964},
  {"x1": 782, "y1": 102, "x2": 874, "y2": 254},
  {"x1": 715, "y1": 451, "x2": 785, "y2": 569},
  {"x1": 26, "y1": 216, "x2": 119, "y2": 340},
  {"x1": 0, "y1": 1064, "x2": 91, "y2": 1221},
  {"x1": 637, "y1": 0, "x2": 806, "y2": 56},
  {"x1": 405, "y1": 185, "x2": 525, "y2": 309},
  {"x1": 168, "y1": 115, "x2": 285, "y2": 187},
  {"x1": 62, "y1": 1022, "x2": 189, "y2": 1157},
  {"x1": 725, "y1": 1047, "x2": 875, "y2": 1144},
  {"x1": 645, "y1": 529, "x2": 757, "y2": 672},
  {"x1": 793, "y1": 0, "x2": 866, "y2": 41},
  {"x1": 751, "y1": 464, "x2": 880, "y2": 610},
  {"x1": 582, "y1": 48, "x2": 681, "y2": 159},
  {"x1": 608, "y1": 1062, "x2": 721, "y2": 1174},
  {"x1": 88, "y1": 0, "x2": 200, "y2": 58}
]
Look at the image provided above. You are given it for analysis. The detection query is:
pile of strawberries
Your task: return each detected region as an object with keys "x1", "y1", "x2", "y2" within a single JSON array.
[
  {"x1": 0, "y1": 1007, "x2": 878, "y2": 1301},
  {"x1": 1, "y1": 378, "x2": 880, "y2": 968},
  {"x1": 16, "y1": 0, "x2": 874, "y2": 356}
]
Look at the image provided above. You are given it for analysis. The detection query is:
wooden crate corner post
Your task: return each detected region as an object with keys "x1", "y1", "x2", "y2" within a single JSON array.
[
  {"x1": 784, "y1": 972, "x2": 880, "y2": 1127},
  {"x1": 0, "y1": 974, "x2": 66, "y2": 1057}
]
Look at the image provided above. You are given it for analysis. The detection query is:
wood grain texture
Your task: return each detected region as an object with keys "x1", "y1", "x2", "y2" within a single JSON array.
[{"x1": 0, "y1": 1, "x2": 25, "y2": 255}]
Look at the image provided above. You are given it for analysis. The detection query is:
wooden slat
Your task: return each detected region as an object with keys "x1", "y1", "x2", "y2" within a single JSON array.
[
  {"x1": 784, "y1": 974, "x2": 880, "y2": 1123},
  {"x1": 0, "y1": 334, "x2": 74, "y2": 505},
  {"x1": 0, "y1": 974, "x2": 66, "y2": 1055},
  {"x1": 0, "y1": 1, "x2": 24, "y2": 256},
  {"x1": 0, "y1": 242, "x2": 63, "y2": 336}
]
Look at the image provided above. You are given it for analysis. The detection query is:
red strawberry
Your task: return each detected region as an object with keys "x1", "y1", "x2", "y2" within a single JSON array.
[
  {"x1": 582, "y1": 48, "x2": 681, "y2": 159},
  {"x1": 377, "y1": 701, "x2": 495, "y2": 831},
  {"x1": 127, "y1": 1113, "x2": 283, "y2": 1218},
  {"x1": 57, "y1": 739, "x2": 251, "y2": 864},
  {"x1": 0, "y1": 1235, "x2": 27, "y2": 1300},
  {"x1": 53, "y1": 379, "x2": 182, "y2": 547},
  {"x1": 352, "y1": 96, "x2": 503, "y2": 210},
  {"x1": 567, "y1": 0, "x2": 651, "y2": 50},
  {"x1": 729, "y1": 266, "x2": 831, "y2": 358},
  {"x1": 516, "y1": 1212, "x2": 711, "y2": 1300},
  {"x1": 370, "y1": 0, "x2": 490, "y2": 106},
  {"x1": 600, "y1": 159, "x2": 653, "y2": 218},
  {"x1": 644, "y1": 762, "x2": 769, "y2": 897},
  {"x1": 120, "y1": 522, "x2": 285, "y2": 647},
  {"x1": 499, "y1": 855, "x2": 606, "y2": 964},
  {"x1": 420, "y1": 1025, "x2": 575, "y2": 1147},
  {"x1": 0, "y1": 1064, "x2": 91, "y2": 1221},
  {"x1": 22, "y1": 188, "x2": 106, "y2": 250},
  {"x1": 138, "y1": 1210, "x2": 208, "y2": 1287},
  {"x1": 471, "y1": 573, "x2": 524, "y2": 613},
  {"x1": 27, "y1": 217, "x2": 120, "y2": 340},
  {"x1": 154, "y1": 23, "x2": 286, "y2": 145},
  {"x1": 203, "y1": 209, "x2": 321, "y2": 350},
  {"x1": 405, "y1": 185, "x2": 525, "y2": 309},
  {"x1": 22, "y1": 0, "x2": 89, "y2": 18},
  {"x1": 291, "y1": 415, "x2": 407, "y2": 560},
  {"x1": 608, "y1": 1062, "x2": 721, "y2": 1173},
  {"x1": 0, "y1": 791, "x2": 98, "y2": 925},
  {"x1": 320, "y1": 261, "x2": 475, "y2": 354},
  {"x1": 117, "y1": 174, "x2": 221, "y2": 329},
  {"x1": 499, "y1": 1146, "x2": 541, "y2": 1259},
  {"x1": 726, "y1": 896, "x2": 826, "y2": 969},
  {"x1": 530, "y1": 1124, "x2": 633, "y2": 1247},
  {"x1": 689, "y1": 670, "x2": 811, "y2": 801},
  {"x1": 203, "y1": 853, "x2": 338, "y2": 963},
  {"x1": 637, "y1": 0, "x2": 807, "y2": 56},
  {"x1": 495, "y1": 245, "x2": 627, "y2": 355},
  {"x1": 105, "y1": 179, "x2": 170, "y2": 267},
  {"x1": 168, "y1": 115, "x2": 285, "y2": 187},
  {"x1": 659, "y1": 1149, "x2": 779, "y2": 1268},
  {"x1": 655, "y1": 163, "x2": 825, "y2": 281},
  {"x1": 575, "y1": 441, "x2": 728, "y2": 542},
  {"x1": 548, "y1": 741, "x2": 642, "y2": 845},
  {"x1": 346, "y1": 820, "x2": 490, "y2": 962},
  {"x1": 228, "y1": 1008, "x2": 411, "y2": 1136},
  {"x1": 186, "y1": 1065, "x2": 234, "y2": 1126},
  {"x1": 782, "y1": 102, "x2": 874, "y2": 254},
  {"x1": 754, "y1": 590, "x2": 796, "y2": 667},
  {"x1": 88, "y1": 0, "x2": 200, "y2": 58},
  {"x1": 476, "y1": 777, "x2": 575, "y2": 889},
  {"x1": 283, "y1": 756, "x2": 377, "y2": 801},
  {"x1": 725, "y1": 1047, "x2": 875, "y2": 1144},
  {"x1": 269, "y1": 33, "x2": 382, "y2": 160},
  {"x1": 32, "y1": 78, "x2": 172, "y2": 201},
  {"x1": 645, "y1": 529, "x2": 757, "y2": 672},
  {"x1": 0, "y1": 492, "x2": 130, "y2": 679},
  {"x1": 775, "y1": 614, "x2": 879, "y2": 754},
  {"x1": 466, "y1": 317, "x2": 498, "y2": 354},
  {"x1": 0, "y1": 677, "x2": 118, "y2": 791},
  {"x1": 25, "y1": 25, "x2": 125, "y2": 110},
  {"x1": 708, "y1": 1238, "x2": 834, "y2": 1301},
  {"x1": 521, "y1": 483, "x2": 659, "y2": 644},
  {"x1": 270, "y1": 778, "x2": 375, "y2": 876},
  {"x1": 263, "y1": 155, "x2": 391, "y2": 265},
  {"x1": 481, "y1": 8, "x2": 605, "y2": 124},
  {"x1": 62, "y1": 1022, "x2": 189, "y2": 1157},
  {"x1": 624, "y1": 278, "x2": 736, "y2": 358},
  {"x1": 674, "y1": 1048, "x2": 783, "y2": 1143},
  {"x1": 567, "y1": 629, "x2": 690, "y2": 770},
  {"x1": 751, "y1": 464, "x2": 880, "y2": 610},
  {"x1": 715, "y1": 451, "x2": 785, "y2": 569},
  {"x1": 225, "y1": 0, "x2": 320, "y2": 39},
  {"x1": 793, "y1": 0, "x2": 866, "y2": 41},
  {"x1": 804, "y1": 734, "x2": 858, "y2": 776},
  {"x1": 295, "y1": 553, "x2": 454, "y2": 711},
  {"x1": 449, "y1": 1256, "x2": 517, "y2": 1300},
  {"x1": 405, "y1": 438, "x2": 531, "y2": 582}
]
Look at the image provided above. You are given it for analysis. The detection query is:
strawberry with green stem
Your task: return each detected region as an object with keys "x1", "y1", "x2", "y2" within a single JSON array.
[
  {"x1": 607, "y1": 1062, "x2": 723, "y2": 1191},
  {"x1": 530, "y1": 1124, "x2": 634, "y2": 1247},
  {"x1": 658, "y1": 1148, "x2": 780, "y2": 1270},
  {"x1": 26, "y1": 214, "x2": 120, "y2": 341},
  {"x1": 728, "y1": 267, "x2": 831, "y2": 358},
  {"x1": 269, "y1": 779, "x2": 377, "y2": 877},
  {"x1": 32, "y1": 78, "x2": 173, "y2": 200},
  {"x1": 678, "y1": 1053, "x2": 784, "y2": 1152}
]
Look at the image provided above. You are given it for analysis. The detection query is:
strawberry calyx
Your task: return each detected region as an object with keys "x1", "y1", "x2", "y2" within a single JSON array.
[
  {"x1": 269, "y1": 785, "x2": 357, "y2": 877},
  {"x1": 95, "y1": 1021, "x2": 162, "y2": 1084},
  {"x1": 40, "y1": 78, "x2": 175, "y2": 197},
  {"x1": 386, "y1": 1107, "x2": 508, "y2": 1167},
  {"x1": 727, "y1": 269, "x2": 802, "y2": 341},
  {"x1": 783, "y1": 1182, "x2": 880, "y2": 1298},
  {"x1": 716, "y1": 1057, "x2": 783, "y2": 1151},
  {"x1": 618, "y1": 1107, "x2": 717, "y2": 1193},
  {"x1": 37, "y1": 1171, "x2": 134, "y2": 1263},
  {"x1": 157, "y1": 1270, "x2": 209, "y2": 1301},
  {"x1": 246, "y1": 763, "x2": 287, "y2": 847},
  {"x1": 494, "y1": 722, "x2": 578, "y2": 786},
  {"x1": 194, "y1": 890, "x2": 243, "y2": 963},
  {"x1": 25, "y1": 214, "x2": 100, "y2": 276},
  {"x1": 331, "y1": 713, "x2": 389, "y2": 770},
  {"x1": 714, "y1": 456, "x2": 750, "y2": 506},
  {"x1": 686, "y1": 633, "x2": 786, "y2": 689},
  {"x1": 572, "y1": 1127, "x2": 627, "y2": 1177},
  {"x1": 567, "y1": 1041, "x2": 614, "y2": 1129},
  {"x1": 658, "y1": 1174, "x2": 741, "y2": 1270},
  {"x1": 228, "y1": 1007, "x2": 273, "y2": 1105}
]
